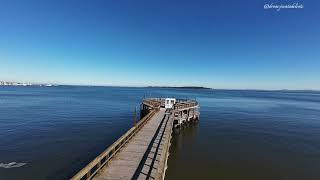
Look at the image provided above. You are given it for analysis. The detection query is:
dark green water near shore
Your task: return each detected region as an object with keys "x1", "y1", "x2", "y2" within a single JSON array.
[{"x1": 0, "y1": 86, "x2": 320, "y2": 179}]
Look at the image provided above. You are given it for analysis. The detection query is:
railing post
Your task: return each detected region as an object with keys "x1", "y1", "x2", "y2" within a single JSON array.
[
  {"x1": 86, "y1": 172, "x2": 91, "y2": 179},
  {"x1": 133, "y1": 106, "x2": 137, "y2": 126}
]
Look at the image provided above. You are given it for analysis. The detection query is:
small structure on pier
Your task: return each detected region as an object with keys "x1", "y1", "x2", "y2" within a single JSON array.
[
  {"x1": 142, "y1": 98, "x2": 199, "y2": 128},
  {"x1": 164, "y1": 98, "x2": 176, "y2": 109}
]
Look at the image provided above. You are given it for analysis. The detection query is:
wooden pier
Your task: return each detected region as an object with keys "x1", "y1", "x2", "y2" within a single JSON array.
[{"x1": 71, "y1": 98, "x2": 199, "y2": 180}]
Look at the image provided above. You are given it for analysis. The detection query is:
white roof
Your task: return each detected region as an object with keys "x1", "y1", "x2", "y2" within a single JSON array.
[{"x1": 165, "y1": 98, "x2": 176, "y2": 100}]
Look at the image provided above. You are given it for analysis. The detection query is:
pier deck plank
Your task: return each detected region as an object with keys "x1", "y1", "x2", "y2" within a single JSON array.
[{"x1": 93, "y1": 109, "x2": 166, "y2": 180}]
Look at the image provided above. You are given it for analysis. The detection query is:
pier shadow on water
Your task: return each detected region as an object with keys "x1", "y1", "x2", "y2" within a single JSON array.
[
  {"x1": 166, "y1": 122, "x2": 200, "y2": 180},
  {"x1": 171, "y1": 123, "x2": 200, "y2": 153}
]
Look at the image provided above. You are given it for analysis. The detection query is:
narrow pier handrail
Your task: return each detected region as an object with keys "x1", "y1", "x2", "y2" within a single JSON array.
[
  {"x1": 155, "y1": 115, "x2": 174, "y2": 180},
  {"x1": 174, "y1": 100, "x2": 198, "y2": 110},
  {"x1": 143, "y1": 98, "x2": 199, "y2": 110},
  {"x1": 143, "y1": 99, "x2": 162, "y2": 108},
  {"x1": 71, "y1": 109, "x2": 158, "y2": 180}
]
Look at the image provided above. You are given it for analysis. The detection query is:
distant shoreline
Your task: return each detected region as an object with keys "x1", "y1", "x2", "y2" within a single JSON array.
[
  {"x1": 146, "y1": 86, "x2": 212, "y2": 90},
  {"x1": 1, "y1": 81, "x2": 319, "y2": 92},
  {"x1": 0, "y1": 81, "x2": 57, "y2": 87}
]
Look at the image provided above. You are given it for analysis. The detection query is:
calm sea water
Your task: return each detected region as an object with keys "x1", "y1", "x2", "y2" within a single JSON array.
[{"x1": 0, "y1": 86, "x2": 320, "y2": 180}]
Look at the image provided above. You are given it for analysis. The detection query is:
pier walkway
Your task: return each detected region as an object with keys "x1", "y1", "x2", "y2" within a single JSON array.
[
  {"x1": 94, "y1": 108, "x2": 171, "y2": 180},
  {"x1": 71, "y1": 98, "x2": 199, "y2": 180}
]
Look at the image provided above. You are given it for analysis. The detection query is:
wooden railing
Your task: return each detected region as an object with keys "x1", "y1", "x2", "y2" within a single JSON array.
[
  {"x1": 143, "y1": 98, "x2": 198, "y2": 110},
  {"x1": 71, "y1": 109, "x2": 158, "y2": 180},
  {"x1": 143, "y1": 99, "x2": 162, "y2": 108},
  {"x1": 174, "y1": 100, "x2": 198, "y2": 110},
  {"x1": 155, "y1": 116, "x2": 174, "y2": 180}
]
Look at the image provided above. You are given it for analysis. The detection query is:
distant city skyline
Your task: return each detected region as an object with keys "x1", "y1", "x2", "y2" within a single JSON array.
[{"x1": 1, "y1": 0, "x2": 320, "y2": 90}]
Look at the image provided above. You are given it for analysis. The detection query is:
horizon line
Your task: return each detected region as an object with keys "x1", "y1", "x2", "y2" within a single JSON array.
[{"x1": 1, "y1": 80, "x2": 320, "y2": 92}]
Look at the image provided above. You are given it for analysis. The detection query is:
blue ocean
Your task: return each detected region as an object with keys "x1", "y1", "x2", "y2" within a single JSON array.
[{"x1": 0, "y1": 86, "x2": 320, "y2": 180}]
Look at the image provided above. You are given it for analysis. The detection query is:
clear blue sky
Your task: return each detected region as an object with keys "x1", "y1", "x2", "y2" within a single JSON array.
[{"x1": 1, "y1": 0, "x2": 319, "y2": 90}]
